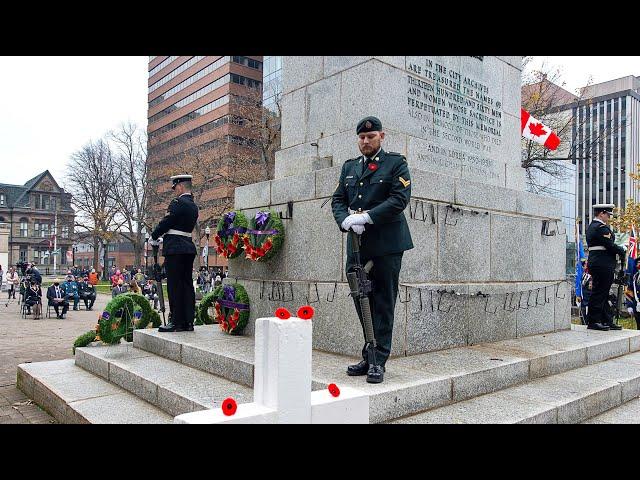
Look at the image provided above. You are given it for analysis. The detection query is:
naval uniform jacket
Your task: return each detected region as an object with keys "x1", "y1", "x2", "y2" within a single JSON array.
[
  {"x1": 152, "y1": 193, "x2": 199, "y2": 256},
  {"x1": 332, "y1": 149, "x2": 414, "y2": 258},
  {"x1": 585, "y1": 219, "x2": 625, "y2": 269}
]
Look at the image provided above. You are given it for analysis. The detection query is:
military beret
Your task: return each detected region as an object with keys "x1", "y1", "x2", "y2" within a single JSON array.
[
  {"x1": 170, "y1": 174, "x2": 193, "y2": 189},
  {"x1": 356, "y1": 116, "x2": 382, "y2": 135}
]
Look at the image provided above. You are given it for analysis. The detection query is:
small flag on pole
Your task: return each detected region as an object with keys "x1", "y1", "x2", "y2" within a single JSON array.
[
  {"x1": 626, "y1": 227, "x2": 637, "y2": 288},
  {"x1": 575, "y1": 229, "x2": 585, "y2": 301},
  {"x1": 521, "y1": 108, "x2": 561, "y2": 150}
]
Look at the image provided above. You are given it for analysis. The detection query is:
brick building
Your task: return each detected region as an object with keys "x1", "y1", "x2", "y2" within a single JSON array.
[
  {"x1": 146, "y1": 56, "x2": 272, "y2": 269},
  {"x1": 0, "y1": 171, "x2": 74, "y2": 275}
]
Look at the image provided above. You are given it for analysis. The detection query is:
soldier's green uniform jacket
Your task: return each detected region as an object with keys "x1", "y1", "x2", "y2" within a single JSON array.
[{"x1": 332, "y1": 149, "x2": 414, "y2": 258}]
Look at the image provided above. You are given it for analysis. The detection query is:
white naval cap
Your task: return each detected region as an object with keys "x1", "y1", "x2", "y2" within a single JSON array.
[
  {"x1": 170, "y1": 174, "x2": 193, "y2": 189},
  {"x1": 592, "y1": 203, "x2": 616, "y2": 214}
]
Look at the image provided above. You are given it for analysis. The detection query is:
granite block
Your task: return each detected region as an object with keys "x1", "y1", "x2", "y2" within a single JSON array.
[
  {"x1": 401, "y1": 210, "x2": 438, "y2": 284},
  {"x1": 280, "y1": 87, "x2": 307, "y2": 148},
  {"x1": 274, "y1": 143, "x2": 318, "y2": 179},
  {"x1": 108, "y1": 362, "x2": 159, "y2": 405},
  {"x1": 282, "y1": 56, "x2": 324, "y2": 94},
  {"x1": 234, "y1": 180, "x2": 271, "y2": 210},
  {"x1": 554, "y1": 282, "x2": 571, "y2": 331},
  {"x1": 315, "y1": 165, "x2": 342, "y2": 198},
  {"x1": 75, "y1": 348, "x2": 110, "y2": 379},
  {"x1": 557, "y1": 384, "x2": 622, "y2": 424},
  {"x1": 532, "y1": 226, "x2": 567, "y2": 281},
  {"x1": 505, "y1": 162, "x2": 525, "y2": 191},
  {"x1": 437, "y1": 204, "x2": 490, "y2": 282},
  {"x1": 391, "y1": 390, "x2": 556, "y2": 424},
  {"x1": 181, "y1": 344, "x2": 253, "y2": 387},
  {"x1": 409, "y1": 168, "x2": 455, "y2": 203},
  {"x1": 404, "y1": 284, "x2": 468, "y2": 354},
  {"x1": 515, "y1": 282, "x2": 556, "y2": 337},
  {"x1": 281, "y1": 199, "x2": 344, "y2": 282},
  {"x1": 132, "y1": 329, "x2": 182, "y2": 362},
  {"x1": 579, "y1": 358, "x2": 640, "y2": 403},
  {"x1": 16, "y1": 367, "x2": 34, "y2": 399},
  {"x1": 270, "y1": 171, "x2": 316, "y2": 205},
  {"x1": 467, "y1": 283, "x2": 518, "y2": 345},
  {"x1": 490, "y1": 215, "x2": 534, "y2": 281},
  {"x1": 323, "y1": 56, "x2": 372, "y2": 78},
  {"x1": 586, "y1": 336, "x2": 630, "y2": 364},
  {"x1": 583, "y1": 398, "x2": 640, "y2": 424},
  {"x1": 373, "y1": 56, "x2": 406, "y2": 70},
  {"x1": 69, "y1": 393, "x2": 173, "y2": 424},
  {"x1": 516, "y1": 191, "x2": 563, "y2": 219},
  {"x1": 305, "y1": 74, "x2": 341, "y2": 142},
  {"x1": 156, "y1": 385, "x2": 207, "y2": 417},
  {"x1": 454, "y1": 178, "x2": 517, "y2": 212}
]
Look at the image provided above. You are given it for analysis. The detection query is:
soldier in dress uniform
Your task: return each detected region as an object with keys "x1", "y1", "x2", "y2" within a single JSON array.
[
  {"x1": 150, "y1": 174, "x2": 199, "y2": 332},
  {"x1": 585, "y1": 203, "x2": 625, "y2": 331},
  {"x1": 331, "y1": 116, "x2": 413, "y2": 383}
]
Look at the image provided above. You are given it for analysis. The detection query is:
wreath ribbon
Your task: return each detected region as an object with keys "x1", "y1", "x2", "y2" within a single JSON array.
[{"x1": 216, "y1": 299, "x2": 250, "y2": 310}]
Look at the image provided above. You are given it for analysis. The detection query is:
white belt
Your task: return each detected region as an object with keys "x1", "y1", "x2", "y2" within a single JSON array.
[
  {"x1": 589, "y1": 246, "x2": 606, "y2": 251},
  {"x1": 166, "y1": 229, "x2": 192, "y2": 237},
  {"x1": 348, "y1": 208, "x2": 370, "y2": 214}
]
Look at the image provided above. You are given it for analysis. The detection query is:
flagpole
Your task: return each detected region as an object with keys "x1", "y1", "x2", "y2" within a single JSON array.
[{"x1": 53, "y1": 210, "x2": 58, "y2": 275}]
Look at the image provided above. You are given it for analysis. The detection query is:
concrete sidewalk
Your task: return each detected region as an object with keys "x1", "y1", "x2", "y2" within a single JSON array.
[{"x1": 0, "y1": 293, "x2": 111, "y2": 424}]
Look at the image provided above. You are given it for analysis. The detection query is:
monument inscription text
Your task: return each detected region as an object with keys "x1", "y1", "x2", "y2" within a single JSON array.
[{"x1": 405, "y1": 57, "x2": 504, "y2": 179}]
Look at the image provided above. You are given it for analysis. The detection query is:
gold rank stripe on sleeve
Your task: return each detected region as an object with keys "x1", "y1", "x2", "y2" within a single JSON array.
[
  {"x1": 603, "y1": 233, "x2": 611, "y2": 239},
  {"x1": 399, "y1": 176, "x2": 411, "y2": 188}
]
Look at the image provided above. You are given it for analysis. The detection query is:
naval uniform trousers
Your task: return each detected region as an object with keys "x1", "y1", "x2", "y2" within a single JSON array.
[
  {"x1": 346, "y1": 251, "x2": 403, "y2": 367},
  {"x1": 586, "y1": 261, "x2": 615, "y2": 326},
  {"x1": 164, "y1": 253, "x2": 196, "y2": 328}
]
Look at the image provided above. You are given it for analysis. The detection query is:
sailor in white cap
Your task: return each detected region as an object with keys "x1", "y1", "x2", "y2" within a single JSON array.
[
  {"x1": 150, "y1": 174, "x2": 199, "y2": 332},
  {"x1": 585, "y1": 203, "x2": 625, "y2": 331}
]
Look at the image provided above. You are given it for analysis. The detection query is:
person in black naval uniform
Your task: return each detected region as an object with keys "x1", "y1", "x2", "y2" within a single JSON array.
[
  {"x1": 332, "y1": 116, "x2": 413, "y2": 383},
  {"x1": 150, "y1": 175, "x2": 199, "y2": 332},
  {"x1": 585, "y1": 203, "x2": 625, "y2": 331}
]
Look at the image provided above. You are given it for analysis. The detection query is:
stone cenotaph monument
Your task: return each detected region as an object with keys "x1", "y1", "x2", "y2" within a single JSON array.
[{"x1": 230, "y1": 56, "x2": 568, "y2": 358}]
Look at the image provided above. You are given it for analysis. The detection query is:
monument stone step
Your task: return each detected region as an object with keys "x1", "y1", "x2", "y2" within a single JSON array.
[
  {"x1": 74, "y1": 343, "x2": 254, "y2": 417},
  {"x1": 133, "y1": 324, "x2": 640, "y2": 423},
  {"x1": 16, "y1": 359, "x2": 173, "y2": 424},
  {"x1": 583, "y1": 397, "x2": 640, "y2": 424},
  {"x1": 389, "y1": 349, "x2": 640, "y2": 423}
]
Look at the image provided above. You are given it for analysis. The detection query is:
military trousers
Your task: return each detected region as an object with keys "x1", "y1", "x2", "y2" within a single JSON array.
[
  {"x1": 346, "y1": 251, "x2": 403, "y2": 367},
  {"x1": 164, "y1": 254, "x2": 196, "y2": 328},
  {"x1": 586, "y1": 263, "x2": 615, "y2": 326}
]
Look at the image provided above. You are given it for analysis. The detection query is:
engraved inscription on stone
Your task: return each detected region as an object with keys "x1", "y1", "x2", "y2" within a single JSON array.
[{"x1": 405, "y1": 57, "x2": 503, "y2": 179}]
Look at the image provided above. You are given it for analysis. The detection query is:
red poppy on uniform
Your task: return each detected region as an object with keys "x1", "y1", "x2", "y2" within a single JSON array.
[{"x1": 368, "y1": 163, "x2": 378, "y2": 171}]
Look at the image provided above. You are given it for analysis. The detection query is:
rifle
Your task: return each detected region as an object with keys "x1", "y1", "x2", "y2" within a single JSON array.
[
  {"x1": 152, "y1": 242, "x2": 167, "y2": 326},
  {"x1": 346, "y1": 231, "x2": 378, "y2": 370}
]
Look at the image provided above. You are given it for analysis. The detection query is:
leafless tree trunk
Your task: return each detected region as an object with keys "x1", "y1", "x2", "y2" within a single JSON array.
[
  {"x1": 109, "y1": 122, "x2": 150, "y2": 269},
  {"x1": 65, "y1": 139, "x2": 122, "y2": 280}
]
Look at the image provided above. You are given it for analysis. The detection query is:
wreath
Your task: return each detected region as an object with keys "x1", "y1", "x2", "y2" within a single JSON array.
[
  {"x1": 71, "y1": 293, "x2": 162, "y2": 352},
  {"x1": 211, "y1": 283, "x2": 250, "y2": 335},
  {"x1": 242, "y1": 209, "x2": 285, "y2": 262},
  {"x1": 196, "y1": 291, "x2": 218, "y2": 325},
  {"x1": 214, "y1": 211, "x2": 249, "y2": 259}
]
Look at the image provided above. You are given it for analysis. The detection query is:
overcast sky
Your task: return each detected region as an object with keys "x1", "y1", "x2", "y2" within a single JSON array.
[
  {"x1": 0, "y1": 56, "x2": 148, "y2": 187},
  {"x1": 0, "y1": 56, "x2": 638, "y2": 188}
]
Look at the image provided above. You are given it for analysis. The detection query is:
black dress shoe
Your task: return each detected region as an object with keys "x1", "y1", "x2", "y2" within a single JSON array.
[
  {"x1": 183, "y1": 324, "x2": 194, "y2": 331},
  {"x1": 366, "y1": 364, "x2": 385, "y2": 384},
  {"x1": 606, "y1": 323, "x2": 623, "y2": 330},
  {"x1": 587, "y1": 323, "x2": 610, "y2": 331},
  {"x1": 158, "y1": 322, "x2": 186, "y2": 332},
  {"x1": 347, "y1": 360, "x2": 369, "y2": 376}
]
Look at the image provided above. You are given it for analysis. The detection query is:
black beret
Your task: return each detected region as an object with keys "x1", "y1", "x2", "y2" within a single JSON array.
[{"x1": 356, "y1": 116, "x2": 382, "y2": 135}]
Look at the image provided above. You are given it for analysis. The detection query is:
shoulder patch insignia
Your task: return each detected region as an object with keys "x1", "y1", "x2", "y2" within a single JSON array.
[{"x1": 399, "y1": 176, "x2": 411, "y2": 188}]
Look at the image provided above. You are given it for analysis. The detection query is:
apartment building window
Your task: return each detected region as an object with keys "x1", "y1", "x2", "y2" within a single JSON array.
[
  {"x1": 0, "y1": 193, "x2": 5, "y2": 206},
  {"x1": 61, "y1": 225, "x2": 69, "y2": 238},
  {"x1": 20, "y1": 218, "x2": 28, "y2": 237}
]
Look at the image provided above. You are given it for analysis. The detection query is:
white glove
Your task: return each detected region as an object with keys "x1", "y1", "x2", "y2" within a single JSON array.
[
  {"x1": 149, "y1": 238, "x2": 162, "y2": 247},
  {"x1": 341, "y1": 213, "x2": 371, "y2": 231},
  {"x1": 628, "y1": 307, "x2": 634, "y2": 315},
  {"x1": 351, "y1": 224, "x2": 365, "y2": 235}
]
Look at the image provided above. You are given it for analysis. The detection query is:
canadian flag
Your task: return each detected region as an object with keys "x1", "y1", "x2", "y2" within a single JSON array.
[{"x1": 521, "y1": 108, "x2": 561, "y2": 150}]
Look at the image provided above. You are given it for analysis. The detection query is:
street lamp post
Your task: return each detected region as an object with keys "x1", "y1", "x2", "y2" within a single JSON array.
[
  {"x1": 144, "y1": 234, "x2": 149, "y2": 277},
  {"x1": 204, "y1": 226, "x2": 211, "y2": 272}
]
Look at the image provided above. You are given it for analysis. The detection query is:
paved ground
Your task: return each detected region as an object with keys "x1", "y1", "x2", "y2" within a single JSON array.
[{"x1": 0, "y1": 293, "x2": 111, "y2": 424}]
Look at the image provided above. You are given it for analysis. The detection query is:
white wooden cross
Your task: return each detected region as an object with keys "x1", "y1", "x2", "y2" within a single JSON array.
[{"x1": 174, "y1": 316, "x2": 369, "y2": 424}]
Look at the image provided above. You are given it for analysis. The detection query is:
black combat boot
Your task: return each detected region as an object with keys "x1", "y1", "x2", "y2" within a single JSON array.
[
  {"x1": 366, "y1": 364, "x2": 385, "y2": 384},
  {"x1": 587, "y1": 322, "x2": 610, "y2": 331},
  {"x1": 158, "y1": 322, "x2": 186, "y2": 332},
  {"x1": 346, "y1": 360, "x2": 369, "y2": 376}
]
